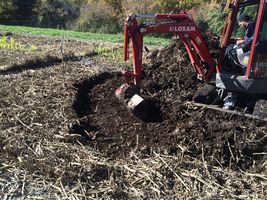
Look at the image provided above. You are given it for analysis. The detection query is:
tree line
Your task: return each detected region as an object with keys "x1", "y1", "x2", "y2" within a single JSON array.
[{"x1": 0, "y1": 0, "x2": 224, "y2": 34}]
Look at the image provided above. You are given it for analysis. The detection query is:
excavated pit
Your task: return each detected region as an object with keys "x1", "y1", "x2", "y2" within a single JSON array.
[{"x1": 71, "y1": 34, "x2": 267, "y2": 171}]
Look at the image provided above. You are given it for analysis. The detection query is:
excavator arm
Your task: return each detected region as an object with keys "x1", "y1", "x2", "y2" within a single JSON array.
[
  {"x1": 122, "y1": 13, "x2": 215, "y2": 85},
  {"x1": 115, "y1": 13, "x2": 215, "y2": 119}
]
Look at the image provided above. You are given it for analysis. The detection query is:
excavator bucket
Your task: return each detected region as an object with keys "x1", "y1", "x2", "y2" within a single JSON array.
[
  {"x1": 115, "y1": 84, "x2": 162, "y2": 122},
  {"x1": 115, "y1": 84, "x2": 140, "y2": 107}
]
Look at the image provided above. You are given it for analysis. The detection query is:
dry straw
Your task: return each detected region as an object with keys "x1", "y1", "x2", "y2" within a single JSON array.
[{"x1": 0, "y1": 34, "x2": 266, "y2": 199}]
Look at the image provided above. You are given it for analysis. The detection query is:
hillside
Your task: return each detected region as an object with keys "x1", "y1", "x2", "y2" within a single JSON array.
[{"x1": 0, "y1": 0, "x2": 223, "y2": 34}]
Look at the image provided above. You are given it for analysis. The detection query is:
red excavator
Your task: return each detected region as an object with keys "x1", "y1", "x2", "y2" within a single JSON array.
[{"x1": 115, "y1": 0, "x2": 267, "y2": 120}]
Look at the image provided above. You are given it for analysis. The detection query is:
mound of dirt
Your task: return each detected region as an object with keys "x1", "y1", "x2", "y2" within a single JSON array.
[{"x1": 71, "y1": 34, "x2": 266, "y2": 172}]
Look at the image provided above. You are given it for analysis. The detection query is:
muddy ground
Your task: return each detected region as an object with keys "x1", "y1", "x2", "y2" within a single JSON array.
[
  {"x1": 0, "y1": 33, "x2": 266, "y2": 199},
  {"x1": 71, "y1": 37, "x2": 266, "y2": 169}
]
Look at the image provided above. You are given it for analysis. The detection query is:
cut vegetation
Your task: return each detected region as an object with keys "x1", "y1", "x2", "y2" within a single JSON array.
[{"x1": 0, "y1": 32, "x2": 266, "y2": 199}]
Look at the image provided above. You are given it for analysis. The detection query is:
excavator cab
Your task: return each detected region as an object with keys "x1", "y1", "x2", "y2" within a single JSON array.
[
  {"x1": 249, "y1": 3, "x2": 267, "y2": 79},
  {"x1": 220, "y1": 3, "x2": 258, "y2": 73},
  {"x1": 217, "y1": 0, "x2": 267, "y2": 94}
]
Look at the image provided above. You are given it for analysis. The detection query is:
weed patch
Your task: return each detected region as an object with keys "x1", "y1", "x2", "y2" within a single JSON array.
[{"x1": 0, "y1": 36, "x2": 37, "y2": 51}]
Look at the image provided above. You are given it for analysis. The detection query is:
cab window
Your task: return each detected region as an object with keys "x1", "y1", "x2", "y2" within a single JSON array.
[{"x1": 259, "y1": 6, "x2": 267, "y2": 41}]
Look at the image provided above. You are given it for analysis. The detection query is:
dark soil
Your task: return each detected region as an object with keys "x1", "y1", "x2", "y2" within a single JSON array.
[{"x1": 71, "y1": 34, "x2": 267, "y2": 171}]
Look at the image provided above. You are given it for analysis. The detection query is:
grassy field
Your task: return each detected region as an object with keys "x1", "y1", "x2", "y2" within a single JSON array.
[{"x1": 0, "y1": 25, "x2": 170, "y2": 46}]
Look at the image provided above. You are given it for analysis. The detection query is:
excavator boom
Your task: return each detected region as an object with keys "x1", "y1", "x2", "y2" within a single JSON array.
[
  {"x1": 122, "y1": 13, "x2": 215, "y2": 85},
  {"x1": 115, "y1": 12, "x2": 215, "y2": 120}
]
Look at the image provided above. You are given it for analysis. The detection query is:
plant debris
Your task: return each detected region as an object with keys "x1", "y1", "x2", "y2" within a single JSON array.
[{"x1": 0, "y1": 33, "x2": 266, "y2": 199}]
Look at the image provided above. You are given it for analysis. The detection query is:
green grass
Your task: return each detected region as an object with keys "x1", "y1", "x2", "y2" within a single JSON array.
[{"x1": 0, "y1": 25, "x2": 170, "y2": 46}]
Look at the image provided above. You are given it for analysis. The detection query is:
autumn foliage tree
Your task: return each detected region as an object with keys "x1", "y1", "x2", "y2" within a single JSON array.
[
  {"x1": 0, "y1": 0, "x2": 39, "y2": 25},
  {"x1": 0, "y1": 0, "x2": 226, "y2": 33},
  {"x1": 37, "y1": 0, "x2": 79, "y2": 28}
]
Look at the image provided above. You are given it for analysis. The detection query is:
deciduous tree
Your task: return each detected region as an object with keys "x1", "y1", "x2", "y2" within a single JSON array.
[{"x1": 0, "y1": 0, "x2": 38, "y2": 24}]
